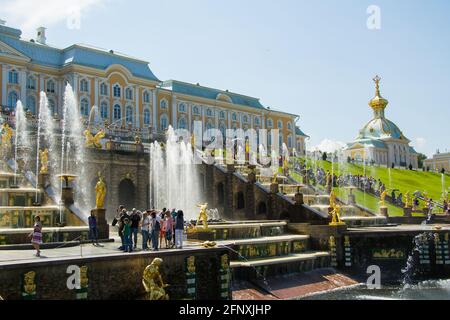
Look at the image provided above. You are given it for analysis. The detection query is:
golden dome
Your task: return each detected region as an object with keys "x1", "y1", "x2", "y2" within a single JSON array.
[{"x1": 369, "y1": 75, "x2": 389, "y2": 114}]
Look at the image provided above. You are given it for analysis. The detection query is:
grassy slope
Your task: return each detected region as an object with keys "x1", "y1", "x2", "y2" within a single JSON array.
[{"x1": 291, "y1": 159, "x2": 450, "y2": 217}]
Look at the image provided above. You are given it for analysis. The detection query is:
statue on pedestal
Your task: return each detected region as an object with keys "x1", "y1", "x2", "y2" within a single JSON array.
[
  {"x1": 329, "y1": 204, "x2": 344, "y2": 226},
  {"x1": 95, "y1": 174, "x2": 106, "y2": 209},
  {"x1": 196, "y1": 203, "x2": 209, "y2": 230},
  {"x1": 330, "y1": 190, "x2": 337, "y2": 208},
  {"x1": 142, "y1": 258, "x2": 169, "y2": 300},
  {"x1": 379, "y1": 190, "x2": 388, "y2": 207},
  {"x1": 1, "y1": 123, "x2": 13, "y2": 152},
  {"x1": 39, "y1": 149, "x2": 49, "y2": 174}
]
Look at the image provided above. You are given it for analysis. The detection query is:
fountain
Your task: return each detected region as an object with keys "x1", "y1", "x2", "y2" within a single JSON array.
[
  {"x1": 12, "y1": 101, "x2": 31, "y2": 187},
  {"x1": 149, "y1": 126, "x2": 203, "y2": 221}
]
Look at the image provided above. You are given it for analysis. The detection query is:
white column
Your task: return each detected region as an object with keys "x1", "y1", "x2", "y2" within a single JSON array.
[
  {"x1": 261, "y1": 113, "x2": 266, "y2": 129},
  {"x1": 58, "y1": 78, "x2": 64, "y2": 115},
  {"x1": 227, "y1": 110, "x2": 231, "y2": 129},
  {"x1": 19, "y1": 69, "x2": 26, "y2": 103},
  {"x1": 152, "y1": 89, "x2": 157, "y2": 132},
  {"x1": 94, "y1": 78, "x2": 99, "y2": 107},
  {"x1": 72, "y1": 73, "x2": 78, "y2": 95},
  {"x1": 172, "y1": 95, "x2": 177, "y2": 129},
  {"x1": 250, "y1": 114, "x2": 254, "y2": 129},
  {"x1": 201, "y1": 106, "x2": 205, "y2": 128},
  {"x1": 1, "y1": 64, "x2": 7, "y2": 105},
  {"x1": 239, "y1": 112, "x2": 243, "y2": 129},
  {"x1": 215, "y1": 108, "x2": 219, "y2": 128},
  {"x1": 135, "y1": 86, "x2": 140, "y2": 128},
  {"x1": 188, "y1": 103, "x2": 192, "y2": 132}
]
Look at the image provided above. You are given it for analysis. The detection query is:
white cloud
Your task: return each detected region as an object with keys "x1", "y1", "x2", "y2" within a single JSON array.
[
  {"x1": 309, "y1": 139, "x2": 345, "y2": 153},
  {"x1": 0, "y1": 0, "x2": 108, "y2": 37},
  {"x1": 415, "y1": 137, "x2": 427, "y2": 148}
]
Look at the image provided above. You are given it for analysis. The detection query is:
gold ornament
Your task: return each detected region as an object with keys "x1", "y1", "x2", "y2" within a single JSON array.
[
  {"x1": 39, "y1": 149, "x2": 49, "y2": 174},
  {"x1": 142, "y1": 258, "x2": 169, "y2": 300},
  {"x1": 195, "y1": 203, "x2": 209, "y2": 230},
  {"x1": 95, "y1": 174, "x2": 106, "y2": 209},
  {"x1": 84, "y1": 129, "x2": 105, "y2": 149},
  {"x1": 23, "y1": 271, "x2": 36, "y2": 295}
]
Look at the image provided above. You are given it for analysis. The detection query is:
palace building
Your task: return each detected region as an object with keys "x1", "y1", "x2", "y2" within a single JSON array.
[
  {"x1": 343, "y1": 76, "x2": 419, "y2": 168},
  {"x1": 0, "y1": 22, "x2": 308, "y2": 155}
]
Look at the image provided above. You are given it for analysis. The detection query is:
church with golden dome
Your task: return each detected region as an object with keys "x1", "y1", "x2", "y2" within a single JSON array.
[{"x1": 343, "y1": 76, "x2": 419, "y2": 168}]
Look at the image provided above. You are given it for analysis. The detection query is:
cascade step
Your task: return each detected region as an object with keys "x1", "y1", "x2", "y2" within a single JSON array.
[
  {"x1": 227, "y1": 234, "x2": 309, "y2": 245},
  {"x1": 230, "y1": 252, "x2": 330, "y2": 268}
]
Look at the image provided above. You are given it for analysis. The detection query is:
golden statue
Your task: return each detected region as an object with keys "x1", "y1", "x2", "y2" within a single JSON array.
[
  {"x1": 1, "y1": 123, "x2": 13, "y2": 149},
  {"x1": 221, "y1": 254, "x2": 230, "y2": 271},
  {"x1": 186, "y1": 256, "x2": 196, "y2": 274},
  {"x1": 329, "y1": 204, "x2": 344, "y2": 226},
  {"x1": 134, "y1": 135, "x2": 141, "y2": 145},
  {"x1": 329, "y1": 236, "x2": 336, "y2": 247},
  {"x1": 95, "y1": 174, "x2": 106, "y2": 209},
  {"x1": 272, "y1": 172, "x2": 278, "y2": 184},
  {"x1": 330, "y1": 190, "x2": 337, "y2": 208},
  {"x1": 39, "y1": 149, "x2": 49, "y2": 174},
  {"x1": 190, "y1": 134, "x2": 196, "y2": 149},
  {"x1": 142, "y1": 258, "x2": 169, "y2": 300},
  {"x1": 379, "y1": 190, "x2": 388, "y2": 207},
  {"x1": 405, "y1": 191, "x2": 411, "y2": 208},
  {"x1": 84, "y1": 129, "x2": 105, "y2": 149},
  {"x1": 195, "y1": 203, "x2": 209, "y2": 230},
  {"x1": 80, "y1": 266, "x2": 89, "y2": 288},
  {"x1": 23, "y1": 271, "x2": 36, "y2": 295}
]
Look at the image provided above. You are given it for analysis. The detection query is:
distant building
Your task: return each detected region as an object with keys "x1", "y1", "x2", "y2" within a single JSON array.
[
  {"x1": 0, "y1": 21, "x2": 307, "y2": 151},
  {"x1": 343, "y1": 76, "x2": 418, "y2": 168},
  {"x1": 424, "y1": 152, "x2": 450, "y2": 172}
]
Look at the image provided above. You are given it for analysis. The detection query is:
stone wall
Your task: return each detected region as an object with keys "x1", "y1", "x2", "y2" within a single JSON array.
[{"x1": 0, "y1": 247, "x2": 231, "y2": 300}]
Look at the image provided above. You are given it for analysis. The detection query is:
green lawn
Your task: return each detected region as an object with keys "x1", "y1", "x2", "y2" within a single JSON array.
[{"x1": 290, "y1": 159, "x2": 450, "y2": 216}]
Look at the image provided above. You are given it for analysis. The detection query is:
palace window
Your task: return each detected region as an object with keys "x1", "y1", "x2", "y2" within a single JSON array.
[
  {"x1": 254, "y1": 117, "x2": 260, "y2": 126},
  {"x1": 232, "y1": 113, "x2": 237, "y2": 121},
  {"x1": 193, "y1": 105, "x2": 200, "y2": 115},
  {"x1": 267, "y1": 119, "x2": 273, "y2": 128},
  {"x1": 143, "y1": 109, "x2": 151, "y2": 125},
  {"x1": 160, "y1": 99, "x2": 167, "y2": 109},
  {"x1": 80, "y1": 79, "x2": 89, "y2": 93},
  {"x1": 26, "y1": 96, "x2": 36, "y2": 114},
  {"x1": 178, "y1": 117, "x2": 187, "y2": 129},
  {"x1": 143, "y1": 91, "x2": 150, "y2": 103},
  {"x1": 113, "y1": 104, "x2": 121, "y2": 121},
  {"x1": 277, "y1": 120, "x2": 283, "y2": 129},
  {"x1": 100, "y1": 102, "x2": 108, "y2": 119},
  {"x1": 125, "y1": 88, "x2": 133, "y2": 100},
  {"x1": 206, "y1": 122, "x2": 213, "y2": 130},
  {"x1": 80, "y1": 98, "x2": 89, "y2": 117},
  {"x1": 48, "y1": 99, "x2": 56, "y2": 115},
  {"x1": 160, "y1": 114, "x2": 168, "y2": 131},
  {"x1": 206, "y1": 108, "x2": 213, "y2": 117},
  {"x1": 125, "y1": 106, "x2": 133, "y2": 124},
  {"x1": 178, "y1": 103, "x2": 186, "y2": 113},
  {"x1": 100, "y1": 83, "x2": 108, "y2": 96},
  {"x1": 7, "y1": 91, "x2": 18, "y2": 109},
  {"x1": 287, "y1": 122, "x2": 292, "y2": 130},
  {"x1": 243, "y1": 115, "x2": 248, "y2": 123},
  {"x1": 219, "y1": 111, "x2": 225, "y2": 119},
  {"x1": 8, "y1": 70, "x2": 18, "y2": 84},
  {"x1": 46, "y1": 80, "x2": 55, "y2": 93},
  {"x1": 27, "y1": 76, "x2": 36, "y2": 90},
  {"x1": 288, "y1": 135, "x2": 293, "y2": 149},
  {"x1": 113, "y1": 85, "x2": 121, "y2": 98}
]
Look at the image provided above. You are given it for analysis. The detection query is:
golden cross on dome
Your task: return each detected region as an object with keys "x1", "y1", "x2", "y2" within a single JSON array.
[{"x1": 373, "y1": 75, "x2": 381, "y2": 96}]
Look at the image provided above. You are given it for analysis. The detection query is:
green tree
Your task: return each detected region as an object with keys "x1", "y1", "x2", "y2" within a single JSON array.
[{"x1": 417, "y1": 153, "x2": 427, "y2": 169}]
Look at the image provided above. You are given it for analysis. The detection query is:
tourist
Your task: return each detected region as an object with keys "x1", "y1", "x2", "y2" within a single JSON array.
[
  {"x1": 165, "y1": 212, "x2": 174, "y2": 249},
  {"x1": 141, "y1": 211, "x2": 151, "y2": 251},
  {"x1": 130, "y1": 208, "x2": 141, "y2": 250},
  {"x1": 171, "y1": 208, "x2": 177, "y2": 245},
  {"x1": 159, "y1": 210, "x2": 166, "y2": 248},
  {"x1": 175, "y1": 210, "x2": 184, "y2": 249},
  {"x1": 118, "y1": 208, "x2": 130, "y2": 250},
  {"x1": 122, "y1": 218, "x2": 132, "y2": 253},
  {"x1": 444, "y1": 200, "x2": 449, "y2": 214},
  {"x1": 29, "y1": 215, "x2": 42, "y2": 257},
  {"x1": 150, "y1": 211, "x2": 160, "y2": 251},
  {"x1": 88, "y1": 211, "x2": 99, "y2": 245}
]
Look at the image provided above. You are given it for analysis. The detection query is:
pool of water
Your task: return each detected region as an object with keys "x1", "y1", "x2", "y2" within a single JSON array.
[{"x1": 303, "y1": 279, "x2": 450, "y2": 300}]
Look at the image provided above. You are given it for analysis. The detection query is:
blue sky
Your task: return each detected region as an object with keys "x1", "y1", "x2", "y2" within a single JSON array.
[{"x1": 1, "y1": 0, "x2": 449, "y2": 157}]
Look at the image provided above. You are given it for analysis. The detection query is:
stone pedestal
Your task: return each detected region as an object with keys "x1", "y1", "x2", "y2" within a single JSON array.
[
  {"x1": 61, "y1": 187, "x2": 74, "y2": 205},
  {"x1": 348, "y1": 194, "x2": 356, "y2": 205},
  {"x1": 379, "y1": 206, "x2": 389, "y2": 217},
  {"x1": 91, "y1": 208, "x2": 109, "y2": 240},
  {"x1": 403, "y1": 207, "x2": 412, "y2": 217},
  {"x1": 294, "y1": 193, "x2": 304, "y2": 205},
  {"x1": 270, "y1": 183, "x2": 279, "y2": 194},
  {"x1": 38, "y1": 173, "x2": 50, "y2": 189}
]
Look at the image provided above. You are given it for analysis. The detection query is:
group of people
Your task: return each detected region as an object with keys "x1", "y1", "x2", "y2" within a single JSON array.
[{"x1": 113, "y1": 206, "x2": 185, "y2": 253}]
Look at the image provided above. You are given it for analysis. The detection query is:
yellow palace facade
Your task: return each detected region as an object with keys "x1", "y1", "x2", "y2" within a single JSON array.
[{"x1": 0, "y1": 22, "x2": 308, "y2": 154}]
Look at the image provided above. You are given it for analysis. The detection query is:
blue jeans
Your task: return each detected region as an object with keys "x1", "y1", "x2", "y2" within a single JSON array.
[
  {"x1": 131, "y1": 227, "x2": 139, "y2": 248},
  {"x1": 124, "y1": 234, "x2": 132, "y2": 252},
  {"x1": 89, "y1": 226, "x2": 98, "y2": 242},
  {"x1": 142, "y1": 230, "x2": 149, "y2": 250},
  {"x1": 151, "y1": 231, "x2": 159, "y2": 250}
]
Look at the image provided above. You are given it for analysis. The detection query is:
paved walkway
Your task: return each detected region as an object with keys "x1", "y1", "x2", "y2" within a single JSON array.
[{"x1": 0, "y1": 232, "x2": 206, "y2": 266}]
